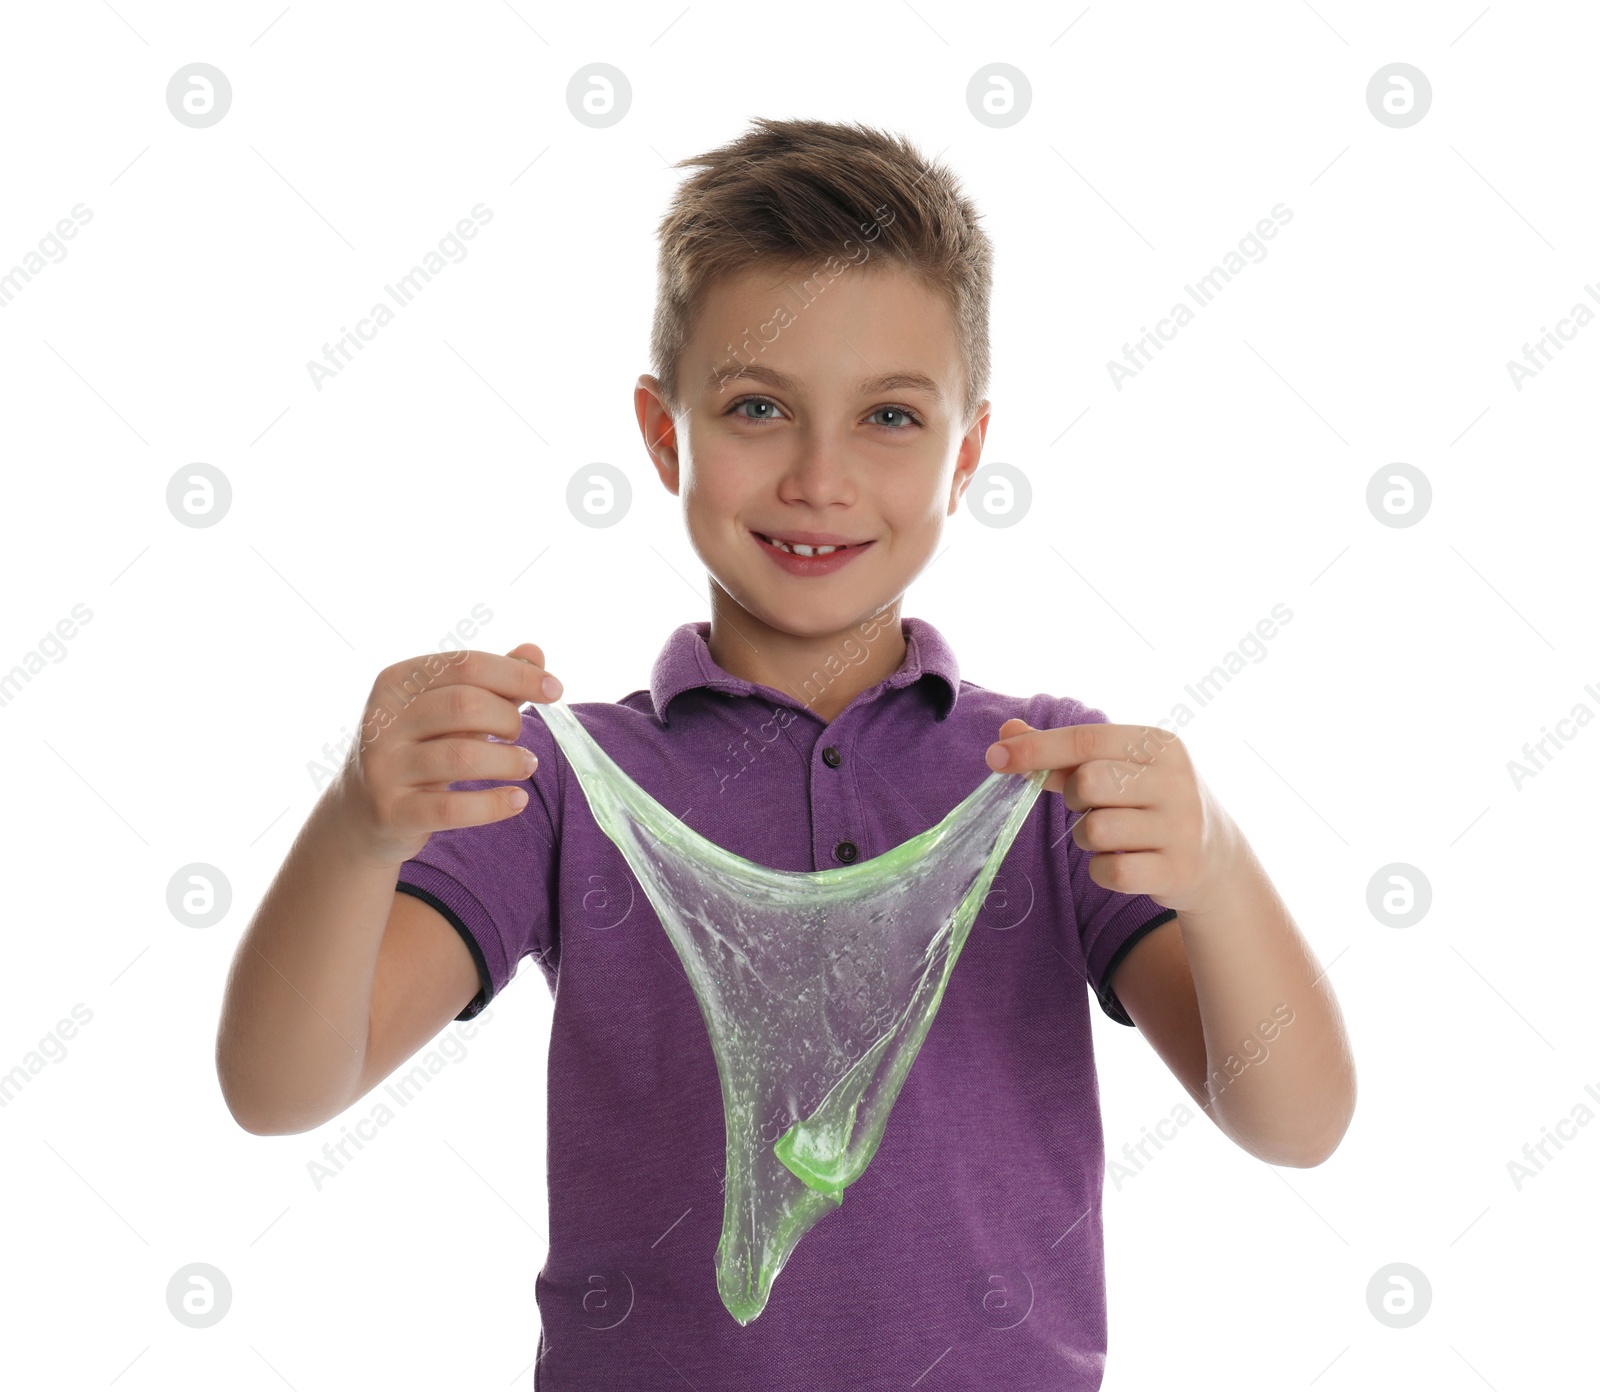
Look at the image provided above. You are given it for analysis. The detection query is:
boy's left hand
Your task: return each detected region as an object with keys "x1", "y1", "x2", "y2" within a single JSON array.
[{"x1": 984, "y1": 718, "x2": 1243, "y2": 918}]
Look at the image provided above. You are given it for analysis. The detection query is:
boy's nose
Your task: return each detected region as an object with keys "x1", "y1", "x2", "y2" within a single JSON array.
[{"x1": 778, "y1": 443, "x2": 858, "y2": 502}]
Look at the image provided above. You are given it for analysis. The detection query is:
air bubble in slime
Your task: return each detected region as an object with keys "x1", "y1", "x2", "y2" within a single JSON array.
[{"x1": 531, "y1": 696, "x2": 1048, "y2": 1324}]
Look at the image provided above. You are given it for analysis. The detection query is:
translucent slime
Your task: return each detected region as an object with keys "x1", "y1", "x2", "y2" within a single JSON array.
[{"x1": 531, "y1": 698, "x2": 1049, "y2": 1324}]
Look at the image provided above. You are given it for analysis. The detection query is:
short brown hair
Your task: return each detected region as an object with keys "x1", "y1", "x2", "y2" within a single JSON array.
[{"x1": 648, "y1": 117, "x2": 993, "y2": 431}]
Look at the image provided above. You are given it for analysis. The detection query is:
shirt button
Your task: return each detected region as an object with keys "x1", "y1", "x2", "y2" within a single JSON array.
[
  {"x1": 822, "y1": 745, "x2": 842, "y2": 768},
  {"x1": 834, "y1": 840, "x2": 858, "y2": 863}
]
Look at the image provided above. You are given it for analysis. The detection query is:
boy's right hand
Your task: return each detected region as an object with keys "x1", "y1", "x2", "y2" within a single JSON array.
[{"x1": 334, "y1": 643, "x2": 562, "y2": 867}]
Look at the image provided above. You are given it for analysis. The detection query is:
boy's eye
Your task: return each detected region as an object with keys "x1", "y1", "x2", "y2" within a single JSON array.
[
  {"x1": 867, "y1": 405, "x2": 923, "y2": 430},
  {"x1": 731, "y1": 396, "x2": 782, "y2": 422},
  {"x1": 726, "y1": 395, "x2": 924, "y2": 430}
]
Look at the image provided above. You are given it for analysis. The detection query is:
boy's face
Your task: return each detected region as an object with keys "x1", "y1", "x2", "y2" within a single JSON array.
[{"x1": 636, "y1": 262, "x2": 989, "y2": 640}]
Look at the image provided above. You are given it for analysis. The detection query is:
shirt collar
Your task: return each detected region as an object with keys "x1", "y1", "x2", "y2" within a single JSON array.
[{"x1": 648, "y1": 615, "x2": 961, "y2": 728}]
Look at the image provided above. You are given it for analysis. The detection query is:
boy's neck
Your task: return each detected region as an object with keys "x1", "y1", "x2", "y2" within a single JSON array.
[{"x1": 705, "y1": 595, "x2": 907, "y2": 726}]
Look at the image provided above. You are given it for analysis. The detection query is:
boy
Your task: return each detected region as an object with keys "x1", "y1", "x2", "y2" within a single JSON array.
[{"x1": 217, "y1": 117, "x2": 1355, "y2": 1389}]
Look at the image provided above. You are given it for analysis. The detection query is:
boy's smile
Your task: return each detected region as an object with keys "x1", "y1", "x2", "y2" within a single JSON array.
[
  {"x1": 749, "y1": 526, "x2": 875, "y2": 575},
  {"x1": 636, "y1": 261, "x2": 989, "y2": 721}
]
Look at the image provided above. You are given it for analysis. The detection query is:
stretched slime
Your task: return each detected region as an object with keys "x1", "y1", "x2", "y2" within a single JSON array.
[{"x1": 531, "y1": 698, "x2": 1049, "y2": 1324}]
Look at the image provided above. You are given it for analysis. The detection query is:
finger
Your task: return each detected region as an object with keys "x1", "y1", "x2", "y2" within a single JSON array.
[
  {"x1": 504, "y1": 643, "x2": 558, "y2": 701},
  {"x1": 987, "y1": 719, "x2": 1058, "y2": 786},
  {"x1": 1082, "y1": 847, "x2": 1165, "y2": 896},
  {"x1": 1060, "y1": 758, "x2": 1165, "y2": 812},
  {"x1": 1070, "y1": 806, "x2": 1164, "y2": 854},
  {"x1": 984, "y1": 720, "x2": 1073, "y2": 796},
  {"x1": 988, "y1": 721, "x2": 1178, "y2": 776},
  {"x1": 377, "y1": 648, "x2": 561, "y2": 719},
  {"x1": 391, "y1": 683, "x2": 532, "y2": 744},
  {"x1": 398, "y1": 734, "x2": 539, "y2": 790},
  {"x1": 395, "y1": 784, "x2": 532, "y2": 836}
]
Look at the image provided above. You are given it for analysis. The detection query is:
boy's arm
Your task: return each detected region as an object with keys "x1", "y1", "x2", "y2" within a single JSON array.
[
  {"x1": 215, "y1": 784, "x2": 479, "y2": 1135},
  {"x1": 1102, "y1": 919, "x2": 1208, "y2": 1108},
  {"x1": 1107, "y1": 856, "x2": 1356, "y2": 1168},
  {"x1": 988, "y1": 716, "x2": 1356, "y2": 1169}
]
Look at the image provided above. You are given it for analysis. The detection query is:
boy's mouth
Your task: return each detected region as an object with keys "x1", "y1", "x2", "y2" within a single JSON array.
[
  {"x1": 750, "y1": 528, "x2": 875, "y2": 575},
  {"x1": 751, "y1": 529, "x2": 873, "y2": 558}
]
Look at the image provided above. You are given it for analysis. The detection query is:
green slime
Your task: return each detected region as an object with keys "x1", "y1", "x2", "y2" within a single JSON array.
[{"x1": 531, "y1": 698, "x2": 1048, "y2": 1324}]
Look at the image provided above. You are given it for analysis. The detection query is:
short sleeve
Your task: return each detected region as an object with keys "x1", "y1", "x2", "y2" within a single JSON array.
[
  {"x1": 1053, "y1": 695, "x2": 1178, "y2": 1027},
  {"x1": 395, "y1": 707, "x2": 560, "y2": 1020}
]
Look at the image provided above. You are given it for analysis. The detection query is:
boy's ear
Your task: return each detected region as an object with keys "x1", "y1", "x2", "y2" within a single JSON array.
[
  {"x1": 635, "y1": 375, "x2": 682, "y2": 495},
  {"x1": 948, "y1": 399, "x2": 991, "y2": 512}
]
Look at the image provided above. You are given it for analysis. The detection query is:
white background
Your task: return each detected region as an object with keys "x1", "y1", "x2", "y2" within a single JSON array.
[{"x1": 1, "y1": 1, "x2": 1595, "y2": 1387}]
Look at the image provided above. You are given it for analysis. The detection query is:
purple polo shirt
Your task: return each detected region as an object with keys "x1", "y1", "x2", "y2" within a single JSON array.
[{"x1": 396, "y1": 616, "x2": 1174, "y2": 1390}]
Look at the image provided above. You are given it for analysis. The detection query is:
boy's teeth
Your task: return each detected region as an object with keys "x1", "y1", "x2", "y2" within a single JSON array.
[{"x1": 765, "y1": 534, "x2": 843, "y2": 557}]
